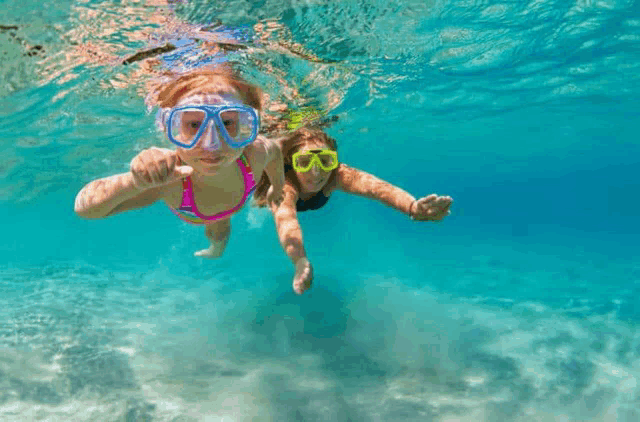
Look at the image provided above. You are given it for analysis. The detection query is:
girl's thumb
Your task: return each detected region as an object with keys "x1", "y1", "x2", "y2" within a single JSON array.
[{"x1": 175, "y1": 165, "x2": 194, "y2": 177}]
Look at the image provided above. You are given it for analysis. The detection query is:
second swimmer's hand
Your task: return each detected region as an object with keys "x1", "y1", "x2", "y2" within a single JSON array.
[
  {"x1": 266, "y1": 185, "x2": 285, "y2": 207},
  {"x1": 293, "y1": 258, "x2": 313, "y2": 295},
  {"x1": 130, "y1": 147, "x2": 193, "y2": 190},
  {"x1": 411, "y1": 194, "x2": 453, "y2": 221}
]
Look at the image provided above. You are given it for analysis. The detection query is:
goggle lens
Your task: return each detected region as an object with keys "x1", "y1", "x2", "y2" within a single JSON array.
[
  {"x1": 296, "y1": 155, "x2": 312, "y2": 169},
  {"x1": 318, "y1": 153, "x2": 336, "y2": 168},
  {"x1": 220, "y1": 109, "x2": 257, "y2": 144},
  {"x1": 170, "y1": 108, "x2": 206, "y2": 146}
]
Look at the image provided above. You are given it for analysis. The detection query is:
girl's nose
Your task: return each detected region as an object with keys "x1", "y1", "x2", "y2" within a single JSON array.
[
  {"x1": 310, "y1": 164, "x2": 321, "y2": 176},
  {"x1": 199, "y1": 121, "x2": 225, "y2": 151}
]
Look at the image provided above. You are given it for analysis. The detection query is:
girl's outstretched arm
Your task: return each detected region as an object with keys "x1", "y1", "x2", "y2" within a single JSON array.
[
  {"x1": 270, "y1": 184, "x2": 306, "y2": 263},
  {"x1": 74, "y1": 147, "x2": 190, "y2": 219},
  {"x1": 270, "y1": 184, "x2": 313, "y2": 294},
  {"x1": 335, "y1": 164, "x2": 453, "y2": 221},
  {"x1": 335, "y1": 164, "x2": 415, "y2": 215},
  {"x1": 74, "y1": 172, "x2": 163, "y2": 219}
]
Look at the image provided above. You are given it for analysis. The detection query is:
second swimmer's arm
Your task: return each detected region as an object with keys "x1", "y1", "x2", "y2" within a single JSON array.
[
  {"x1": 335, "y1": 164, "x2": 416, "y2": 216},
  {"x1": 271, "y1": 186, "x2": 307, "y2": 264},
  {"x1": 74, "y1": 172, "x2": 162, "y2": 219}
]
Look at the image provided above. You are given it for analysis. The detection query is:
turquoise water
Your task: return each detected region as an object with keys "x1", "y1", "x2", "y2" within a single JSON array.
[{"x1": 1, "y1": 0, "x2": 640, "y2": 420}]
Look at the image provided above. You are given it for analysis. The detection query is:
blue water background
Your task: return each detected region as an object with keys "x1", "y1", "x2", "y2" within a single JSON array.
[{"x1": 1, "y1": 0, "x2": 639, "y2": 420}]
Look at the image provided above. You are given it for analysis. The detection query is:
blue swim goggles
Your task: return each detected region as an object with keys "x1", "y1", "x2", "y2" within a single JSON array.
[{"x1": 161, "y1": 104, "x2": 260, "y2": 150}]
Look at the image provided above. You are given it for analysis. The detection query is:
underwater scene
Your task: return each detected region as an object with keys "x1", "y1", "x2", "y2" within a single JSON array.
[{"x1": 1, "y1": 0, "x2": 639, "y2": 420}]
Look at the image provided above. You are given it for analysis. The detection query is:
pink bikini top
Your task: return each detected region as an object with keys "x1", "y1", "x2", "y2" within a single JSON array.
[{"x1": 170, "y1": 154, "x2": 257, "y2": 225}]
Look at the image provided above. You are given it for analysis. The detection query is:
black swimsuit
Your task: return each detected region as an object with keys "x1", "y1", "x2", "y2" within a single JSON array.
[{"x1": 296, "y1": 191, "x2": 330, "y2": 212}]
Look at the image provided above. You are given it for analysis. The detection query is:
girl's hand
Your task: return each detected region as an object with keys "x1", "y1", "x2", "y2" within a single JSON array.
[
  {"x1": 266, "y1": 184, "x2": 285, "y2": 207},
  {"x1": 411, "y1": 194, "x2": 453, "y2": 221},
  {"x1": 130, "y1": 147, "x2": 193, "y2": 190},
  {"x1": 293, "y1": 257, "x2": 313, "y2": 295}
]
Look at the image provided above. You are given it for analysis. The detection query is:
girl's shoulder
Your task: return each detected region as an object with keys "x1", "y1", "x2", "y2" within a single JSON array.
[{"x1": 331, "y1": 163, "x2": 356, "y2": 191}]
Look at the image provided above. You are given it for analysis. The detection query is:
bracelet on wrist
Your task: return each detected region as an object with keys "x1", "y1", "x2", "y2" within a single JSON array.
[{"x1": 409, "y1": 200, "x2": 416, "y2": 220}]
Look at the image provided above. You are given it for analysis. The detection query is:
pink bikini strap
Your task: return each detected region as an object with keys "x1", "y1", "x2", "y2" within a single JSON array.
[{"x1": 177, "y1": 177, "x2": 194, "y2": 211}]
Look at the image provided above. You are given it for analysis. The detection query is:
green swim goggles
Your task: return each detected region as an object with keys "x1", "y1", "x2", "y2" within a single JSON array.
[{"x1": 292, "y1": 149, "x2": 339, "y2": 172}]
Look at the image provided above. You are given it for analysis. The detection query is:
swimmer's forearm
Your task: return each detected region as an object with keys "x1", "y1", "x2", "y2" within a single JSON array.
[
  {"x1": 283, "y1": 236, "x2": 306, "y2": 263},
  {"x1": 264, "y1": 140, "x2": 285, "y2": 191},
  {"x1": 275, "y1": 214, "x2": 307, "y2": 264},
  {"x1": 369, "y1": 180, "x2": 415, "y2": 215},
  {"x1": 337, "y1": 166, "x2": 415, "y2": 215},
  {"x1": 74, "y1": 172, "x2": 141, "y2": 218}
]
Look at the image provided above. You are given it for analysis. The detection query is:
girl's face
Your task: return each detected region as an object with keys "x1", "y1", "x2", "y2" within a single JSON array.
[
  {"x1": 171, "y1": 91, "x2": 249, "y2": 175},
  {"x1": 293, "y1": 141, "x2": 334, "y2": 194}
]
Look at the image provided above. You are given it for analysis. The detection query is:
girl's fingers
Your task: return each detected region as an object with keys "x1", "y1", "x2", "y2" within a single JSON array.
[
  {"x1": 140, "y1": 172, "x2": 151, "y2": 186},
  {"x1": 136, "y1": 155, "x2": 156, "y2": 185},
  {"x1": 137, "y1": 164, "x2": 153, "y2": 185},
  {"x1": 421, "y1": 194, "x2": 437, "y2": 204},
  {"x1": 413, "y1": 195, "x2": 453, "y2": 220},
  {"x1": 432, "y1": 196, "x2": 452, "y2": 211},
  {"x1": 174, "y1": 165, "x2": 194, "y2": 178},
  {"x1": 148, "y1": 163, "x2": 162, "y2": 185},
  {"x1": 130, "y1": 148, "x2": 183, "y2": 188},
  {"x1": 158, "y1": 160, "x2": 169, "y2": 181},
  {"x1": 436, "y1": 199, "x2": 450, "y2": 211},
  {"x1": 131, "y1": 172, "x2": 145, "y2": 188},
  {"x1": 417, "y1": 199, "x2": 431, "y2": 211},
  {"x1": 153, "y1": 154, "x2": 171, "y2": 183}
]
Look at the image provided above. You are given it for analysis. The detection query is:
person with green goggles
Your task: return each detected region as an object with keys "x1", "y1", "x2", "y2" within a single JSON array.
[{"x1": 252, "y1": 126, "x2": 453, "y2": 295}]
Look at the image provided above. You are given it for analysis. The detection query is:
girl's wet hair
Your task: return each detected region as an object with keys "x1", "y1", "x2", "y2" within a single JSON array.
[
  {"x1": 146, "y1": 63, "x2": 262, "y2": 111},
  {"x1": 253, "y1": 127, "x2": 339, "y2": 208}
]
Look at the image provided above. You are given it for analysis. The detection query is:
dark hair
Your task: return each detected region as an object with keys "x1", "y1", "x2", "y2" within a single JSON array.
[{"x1": 253, "y1": 127, "x2": 339, "y2": 207}]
